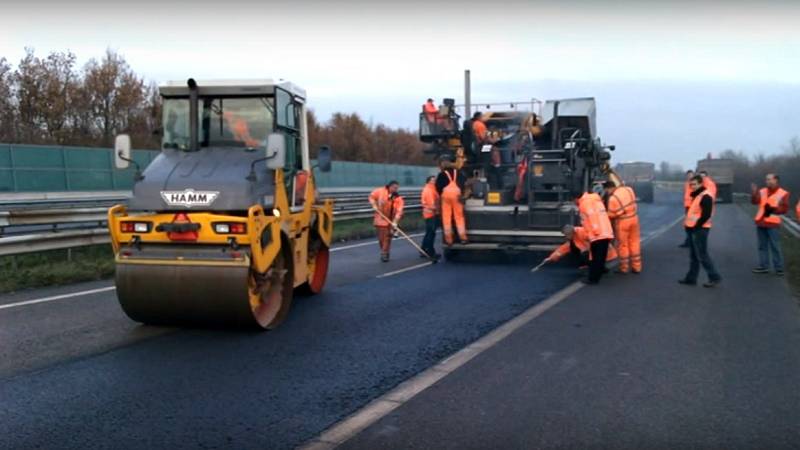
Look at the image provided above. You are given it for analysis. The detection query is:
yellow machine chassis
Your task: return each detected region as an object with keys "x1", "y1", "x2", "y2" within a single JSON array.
[{"x1": 108, "y1": 169, "x2": 334, "y2": 328}]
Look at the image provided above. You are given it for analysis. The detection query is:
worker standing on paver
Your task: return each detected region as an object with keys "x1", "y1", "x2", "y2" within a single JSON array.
[
  {"x1": 420, "y1": 175, "x2": 440, "y2": 259},
  {"x1": 577, "y1": 190, "x2": 614, "y2": 284},
  {"x1": 546, "y1": 224, "x2": 618, "y2": 267},
  {"x1": 604, "y1": 181, "x2": 642, "y2": 273},
  {"x1": 369, "y1": 180, "x2": 404, "y2": 262},
  {"x1": 680, "y1": 170, "x2": 695, "y2": 248},
  {"x1": 700, "y1": 170, "x2": 717, "y2": 201},
  {"x1": 436, "y1": 159, "x2": 468, "y2": 246},
  {"x1": 679, "y1": 175, "x2": 722, "y2": 287},
  {"x1": 751, "y1": 173, "x2": 790, "y2": 276}
]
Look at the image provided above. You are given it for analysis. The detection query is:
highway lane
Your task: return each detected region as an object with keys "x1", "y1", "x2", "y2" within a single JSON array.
[
  {"x1": 341, "y1": 202, "x2": 800, "y2": 449},
  {"x1": 0, "y1": 191, "x2": 682, "y2": 449}
]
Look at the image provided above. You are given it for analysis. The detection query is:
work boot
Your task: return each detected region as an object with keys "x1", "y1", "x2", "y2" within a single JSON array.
[
  {"x1": 631, "y1": 270, "x2": 641, "y2": 275},
  {"x1": 678, "y1": 242, "x2": 690, "y2": 248},
  {"x1": 752, "y1": 267, "x2": 769, "y2": 274},
  {"x1": 580, "y1": 278, "x2": 598, "y2": 285},
  {"x1": 703, "y1": 279, "x2": 720, "y2": 288},
  {"x1": 614, "y1": 268, "x2": 629, "y2": 274},
  {"x1": 678, "y1": 279, "x2": 697, "y2": 286},
  {"x1": 381, "y1": 253, "x2": 389, "y2": 263},
  {"x1": 776, "y1": 270, "x2": 784, "y2": 277}
]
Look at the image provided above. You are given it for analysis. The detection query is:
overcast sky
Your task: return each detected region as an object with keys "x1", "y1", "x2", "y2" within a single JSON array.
[{"x1": 2, "y1": 0, "x2": 798, "y2": 168}]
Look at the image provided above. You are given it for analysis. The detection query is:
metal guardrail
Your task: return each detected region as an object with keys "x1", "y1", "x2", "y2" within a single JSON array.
[
  {"x1": 784, "y1": 217, "x2": 800, "y2": 239},
  {"x1": 0, "y1": 188, "x2": 422, "y2": 256}
]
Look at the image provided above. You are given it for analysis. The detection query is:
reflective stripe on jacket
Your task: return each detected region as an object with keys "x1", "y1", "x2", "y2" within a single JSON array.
[
  {"x1": 607, "y1": 186, "x2": 638, "y2": 220},
  {"x1": 685, "y1": 190, "x2": 713, "y2": 229},
  {"x1": 578, "y1": 193, "x2": 614, "y2": 242}
]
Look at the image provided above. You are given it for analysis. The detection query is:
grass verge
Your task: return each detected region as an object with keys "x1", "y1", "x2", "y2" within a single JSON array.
[
  {"x1": 0, "y1": 215, "x2": 426, "y2": 294},
  {"x1": 0, "y1": 245, "x2": 116, "y2": 294}
]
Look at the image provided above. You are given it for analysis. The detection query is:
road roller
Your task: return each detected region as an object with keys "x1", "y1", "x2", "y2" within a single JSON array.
[{"x1": 107, "y1": 78, "x2": 334, "y2": 329}]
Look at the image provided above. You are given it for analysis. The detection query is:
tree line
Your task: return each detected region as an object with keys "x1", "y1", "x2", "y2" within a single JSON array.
[
  {"x1": 717, "y1": 138, "x2": 800, "y2": 198},
  {"x1": 0, "y1": 48, "x2": 430, "y2": 165}
]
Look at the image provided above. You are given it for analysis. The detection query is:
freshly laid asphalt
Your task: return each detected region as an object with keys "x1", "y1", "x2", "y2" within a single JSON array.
[
  {"x1": 3, "y1": 190, "x2": 780, "y2": 450},
  {"x1": 341, "y1": 203, "x2": 800, "y2": 449}
]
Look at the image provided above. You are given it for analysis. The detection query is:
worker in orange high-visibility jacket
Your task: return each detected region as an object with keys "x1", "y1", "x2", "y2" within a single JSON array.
[
  {"x1": 436, "y1": 163, "x2": 468, "y2": 246},
  {"x1": 679, "y1": 175, "x2": 721, "y2": 287},
  {"x1": 546, "y1": 224, "x2": 618, "y2": 267},
  {"x1": 750, "y1": 173, "x2": 790, "y2": 276},
  {"x1": 423, "y1": 98, "x2": 439, "y2": 123},
  {"x1": 604, "y1": 181, "x2": 642, "y2": 274},
  {"x1": 796, "y1": 198, "x2": 800, "y2": 221},
  {"x1": 680, "y1": 169, "x2": 695, "y2": 248},
  {"x1": 577, "y1": 190, "x2": 614, "y2": 284},
  {"x1": 420, "y1": 175, "x2": 440, "y2": 259},
  {"x1": 699, "y1": 170, "x2": 717, "y2": 201},
  {"x1": 369, "y1": 180, "x2": 404, "y2": 262}
]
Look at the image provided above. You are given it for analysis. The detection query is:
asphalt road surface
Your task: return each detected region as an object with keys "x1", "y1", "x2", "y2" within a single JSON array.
[
  {"x1": 341, "y1": 202, "x2": 800, "y2": 449},
  {"x1": 1, "y1": 190, "x2": 758, "y2": 450}
]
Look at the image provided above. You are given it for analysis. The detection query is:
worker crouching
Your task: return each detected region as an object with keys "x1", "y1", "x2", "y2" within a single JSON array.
[
  {"x1": 369, "y1": 181, "x2": 405, "y2": 262},
  {"x1": 546, "y1": 224, "x2": 618, "y2": 267}
]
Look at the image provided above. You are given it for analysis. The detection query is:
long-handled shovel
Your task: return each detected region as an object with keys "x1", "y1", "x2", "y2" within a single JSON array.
[
  {"x1": 530, "y1": 257, "x2": 550, "y2": 273},
  {"x1": 372, "y1": 205, "x2": 438, "y2": 263}
]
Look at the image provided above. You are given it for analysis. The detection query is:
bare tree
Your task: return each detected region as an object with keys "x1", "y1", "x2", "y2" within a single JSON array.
[
  {"x1": 83, "y1": 49, "x2": 147, "y2": 146},
  {"x1": 0, "y1": 57, "x2": 15, "y2": 142}
]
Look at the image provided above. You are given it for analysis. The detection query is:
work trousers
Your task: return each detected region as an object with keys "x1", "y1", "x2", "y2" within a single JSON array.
[
  {"x1": 421, "y1": 217, "x2": 439, "y2": 256},
  {"x1": 756, "y1": 226, "x2": 784, "y2": 271},
  {"x1": 442, "y1": 194, "x2": 467, "y2": 245},
  {"x1": 589, "y1": 239, "x2": 611, "y2": 283},
  {"x1": 685, "y1": 228, "x2": 721, "y2": 283},
  {"x1": 375, "y1": 226, "x2": 393, "y2": 256},
  {"x1": 615, "y1": 216, "x2": 642, "y2": 272}
]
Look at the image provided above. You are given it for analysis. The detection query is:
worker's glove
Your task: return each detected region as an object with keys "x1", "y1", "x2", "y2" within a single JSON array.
[
  {"x1": 764, "y1": 205, "x2": 774, "y2": 216},
  {"x1": 391, "y1": 221, "x2": 399, "y2": 230}
]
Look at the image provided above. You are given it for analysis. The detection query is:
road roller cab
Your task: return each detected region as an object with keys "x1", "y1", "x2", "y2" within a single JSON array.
[{"x1": 108, "y1": 79, "x2": 334, "y2": 329}]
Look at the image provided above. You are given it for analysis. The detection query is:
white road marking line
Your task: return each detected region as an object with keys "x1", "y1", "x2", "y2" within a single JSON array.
[
  {"x1": 331, "y1": 233, "x2": 424, "y2": 252},
  {"x1": 299, "y1": 214, "x2": 683, "y2": 450},
  {"x1": 0, "y1": 232, "x2": 432, "y2": 310},
  {"x1": 376, "y1": 261, "x2": 433, "y2": 278},
  {"x1": 0, "y1": 286, "x2": 116, "y2": 311}
]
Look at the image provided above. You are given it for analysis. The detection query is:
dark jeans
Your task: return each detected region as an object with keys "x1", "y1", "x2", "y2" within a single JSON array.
[
  {"x1": 589, "y1": 239, "x2": 611, "y2": 283},
  {"x1": 685, "y1": 228, "x2": 721, "y2": 283},
  {"x1": 756, "y1": 226, "x2": 784, "y2": 271},
  {"x1": 422, "y1": 217, "x2": 439, "y2": 255}
]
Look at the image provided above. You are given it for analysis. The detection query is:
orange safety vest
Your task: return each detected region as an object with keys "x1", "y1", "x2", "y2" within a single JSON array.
[
  {"x1": 578, "y1": 193, "x2": 614, "y2": 241},
  {"x1": 797, "y1": 199, "x2": 800, "y2": 220},
  {"x1": 703, "y1": 177, "x2": 717, "y2": 200},
  {"x1": 607, "y1": 186, "x2": 638, "y2": 220},
  {"x1": 754, "y1": 187, "x2": 788, "y2": 226},
  {"x1": 370, "y1": 187, "x2": 404, "y2": 227},
  {"x1": 685, "y1": 190, "x2": 713, "y2": 229},
  {"x1": 421, "y1": 183, "x2": 439, "y2": 219},
  {"x1": 683, "y1": 181, "x2": 693, "y2": 208},
  {"x1": 423, "y1": 101, "x2": 438, "y2": 122},
  {"x1": 549, "y1": 227, "x2": 618, "y2": 262},
  {"x1": 472, "y1": 120, "x2": 487, "y2": 142}
]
